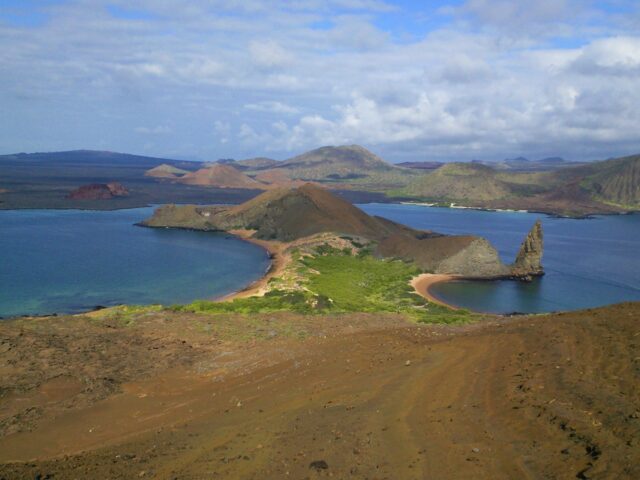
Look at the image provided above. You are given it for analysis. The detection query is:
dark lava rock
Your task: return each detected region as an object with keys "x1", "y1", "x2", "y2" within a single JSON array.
[
  {"x1": 67, "y1": 182, "x2": 129, "y2": 200},
  {"x1": 309, "y1": 460, "x2": 329, "y2": 471}
]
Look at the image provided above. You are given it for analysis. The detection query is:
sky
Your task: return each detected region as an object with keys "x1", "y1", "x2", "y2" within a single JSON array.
[{"x1": 0, "y1": 0, "x2": 639, "y2": 163}]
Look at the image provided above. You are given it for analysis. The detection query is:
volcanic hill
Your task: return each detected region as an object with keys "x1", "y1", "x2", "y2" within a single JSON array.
[
  {"x1": 145, "y1": 163, "x2": 189, "y2": 179},
  {"x1": 178, "y1": 164, "x2": 265, "y2": 189},
  {"x1": 143, "y1": 184, "x2": 542, "y2": 278}
]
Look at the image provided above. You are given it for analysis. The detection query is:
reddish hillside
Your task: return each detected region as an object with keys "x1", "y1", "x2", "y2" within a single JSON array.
[
  {"x1": 67, "y1": 182, "x2": 129, "y2": 200},
  {"x1": 145, "y1": 164, "x2": 189, "y2": 179},
  {"x1": 219, "y1": 183, "x2": 396, "y2": 241},
  {"x1": 178, "y1": 164, "x2": 265, "y2": 189}
]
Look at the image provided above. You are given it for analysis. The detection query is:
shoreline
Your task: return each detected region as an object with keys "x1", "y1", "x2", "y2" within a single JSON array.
[
  {"x1": 397, "y1": 200, "x2": 636, "y2": 219},
  {"x1": 411, "y1": 273, "x2": 463, "y2": 310},
  {"x1": 215, "y1": 229, "x2": 291, "y2": 301}
]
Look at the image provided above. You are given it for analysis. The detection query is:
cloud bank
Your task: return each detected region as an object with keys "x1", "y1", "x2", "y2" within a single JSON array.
[{"x1": 0, "y1": 0, "x2": 638, "y2": 162}]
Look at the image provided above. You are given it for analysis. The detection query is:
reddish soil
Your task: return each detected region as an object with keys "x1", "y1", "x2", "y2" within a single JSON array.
[{"x1": 1, "y1": 303, "x2": 639, "y2": 479}]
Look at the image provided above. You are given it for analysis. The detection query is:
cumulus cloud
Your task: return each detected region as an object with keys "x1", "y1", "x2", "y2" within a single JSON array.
[{"x1": 570, "y1": 36, "x2": 640, "y2": 76}]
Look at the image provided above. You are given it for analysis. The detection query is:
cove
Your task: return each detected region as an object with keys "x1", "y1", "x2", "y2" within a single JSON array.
[
  {"x1": 0, "y1": 207, "x2": 271, "y2": 318},
  {"x1": 359, "y1": 204, "x2": 640, "y2": 314}
]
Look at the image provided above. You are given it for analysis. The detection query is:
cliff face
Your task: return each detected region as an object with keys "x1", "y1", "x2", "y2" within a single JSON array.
[{"x1": 511, "y1": 220, "x2": 544, "y2": 280}]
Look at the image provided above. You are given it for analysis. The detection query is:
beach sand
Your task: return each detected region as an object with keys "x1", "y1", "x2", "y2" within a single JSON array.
[
  {"x1": 411, "y1": 273, "x2": 461, "y2": 309},
  {"x1": 217, "y1": 229, "x2": 291, "y2": 301}
]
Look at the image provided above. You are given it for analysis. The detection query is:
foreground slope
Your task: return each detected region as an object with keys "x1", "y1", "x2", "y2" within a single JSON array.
[
  {"x1": 143, "y1": 184, "x2": 542, "y2": 278},
  {"x1": 0, "y1": 303, "x2": 638, "y2": 479}
]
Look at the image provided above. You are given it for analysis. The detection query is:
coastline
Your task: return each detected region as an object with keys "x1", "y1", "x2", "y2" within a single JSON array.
[
  {"x1": 411, "y1": 273, "x2": 462, "y2": 309},
  {"x1": 215, "y1": 229, "x2": 291, "y2": 301}
]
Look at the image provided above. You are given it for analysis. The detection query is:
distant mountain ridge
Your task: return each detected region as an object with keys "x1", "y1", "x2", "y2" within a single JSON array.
[
  {"x1": 398, "y1": 153, "x2": 640, "y2": 216},
  {"x1": 3, "y1": 146, "x2": 639, "y2": 216},
  {"x1": 0, "y1": 150, "x2": 198, "y2": 168}
]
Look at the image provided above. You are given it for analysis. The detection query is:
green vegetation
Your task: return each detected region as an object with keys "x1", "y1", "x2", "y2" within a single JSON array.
[
  {"x1": 579, "y1": 154, "x2": 640, "y2": 207},
  {"x1": 393, "y1": 162, "x2": 518, "y2": 202},
  {"x1": 172, "y1": 244, "x2": 471, "y2": 324},
  {"x1": 90, "y1": 304, "x2": 163, "y2": 327}
]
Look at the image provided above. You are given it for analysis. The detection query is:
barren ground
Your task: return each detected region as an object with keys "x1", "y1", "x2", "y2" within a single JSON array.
[{"x1": 1, "y1": 303, "x2": 639, "y2": 479}]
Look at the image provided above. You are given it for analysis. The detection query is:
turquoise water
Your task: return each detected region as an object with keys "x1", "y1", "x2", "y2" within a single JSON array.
[
  {"x1": 0, "y1": 208, "x2": 271, "y2": 318},
  {"x1": 359, "y1": 204, "x2": 640, "y2": 314}
]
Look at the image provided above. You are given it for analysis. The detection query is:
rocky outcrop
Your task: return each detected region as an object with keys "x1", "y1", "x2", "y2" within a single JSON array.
[
  {"x1": 436, "y1": 238, "x2": 511, "y2": 277},
  {"x1": 511, "y1": 220, "x2": 544, "y2": 280},
  {"x1": 67, "y1": 182, "x2": 129, "y2": 200}
]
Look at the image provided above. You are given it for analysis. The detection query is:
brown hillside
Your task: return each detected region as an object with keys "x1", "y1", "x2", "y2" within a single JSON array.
[
  {"x1": 252, "y1": 169, "x2": 317, "y2": 189},
  {"x1": 179, "y1": 164, "x2": 266, "y2": 189},
  {"x1": 582, "y1": 155, "x2": 640, "y2": 206},
  {"x1": 144, "y1": 163, "x2": 189, "y2": 179},
  {"x1": 217, "y1": 184, "x2": 395, "y2": 241},
  {"x1": 1, "y1": 303, "x2": 639, "y2": 478}
]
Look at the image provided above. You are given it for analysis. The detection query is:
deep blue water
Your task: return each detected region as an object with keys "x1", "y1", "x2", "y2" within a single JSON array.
[
  {"x1": 0, "y1": 208, "x2": 271, "y2": 318},
  {"x1": 359, "y1": 204, "x2": 640, "y2": 314}
]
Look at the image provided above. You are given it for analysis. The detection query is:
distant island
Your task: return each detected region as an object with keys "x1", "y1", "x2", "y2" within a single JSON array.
[{"x1": 1, "y1": 145, "x2": 638, "y2": 216}]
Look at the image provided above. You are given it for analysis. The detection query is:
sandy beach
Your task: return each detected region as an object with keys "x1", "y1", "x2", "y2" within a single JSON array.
[
  {"x1": 217, "y1": 229, "x2": 291, "y2": 301},
  {"x1": 411, "y1": 273, "x2": 461, "y2": 309}
]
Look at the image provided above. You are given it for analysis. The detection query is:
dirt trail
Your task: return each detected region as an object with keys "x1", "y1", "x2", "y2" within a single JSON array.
[{"x1": 1, "y1": 304, "x2": 639, "y2": 479}]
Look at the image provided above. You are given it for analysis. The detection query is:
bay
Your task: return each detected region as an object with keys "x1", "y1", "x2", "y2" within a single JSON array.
[
  {"x1": 359, "y1": 203, "x2": 640, "y2": 314},
  {"x1": 0, "y1": 207, "x2": 270, "y2": 318}
]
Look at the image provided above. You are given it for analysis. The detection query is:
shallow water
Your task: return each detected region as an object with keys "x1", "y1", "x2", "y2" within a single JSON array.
[
  {"x1": 0, "y1": 207, "x2": 270, "y2": 318},
  {"x1": 359, "y1": 204, "x2": 640, "y2": 313}
]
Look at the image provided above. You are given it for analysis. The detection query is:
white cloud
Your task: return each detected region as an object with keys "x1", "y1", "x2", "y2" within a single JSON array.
[
  {"x1": 244, "y1": 101, "x2": 299, "y2": 114},
  {"x1": 135, "y1": 125, "x2": 172, "y2": 135},
  {"x1": 570, "y1": 36, "x2": 640, "y2": 75},
  {"x1": 249, "y1": 39, "x2": 294, "y2": 69},
  {"x1": 214, "y1": 121, "x2": 231, "y2": 144}
]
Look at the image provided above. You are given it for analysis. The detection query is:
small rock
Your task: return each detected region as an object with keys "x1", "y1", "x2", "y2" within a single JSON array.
[
  {"x1": 405, "y1": 360, "x2": 411, "y2": 366},
  {"x1": 472, "y1": 447, "x2": 480, "y2": 453},
  {"x1": 309, "y1": 460, "x2": 329, "y2": 471}
]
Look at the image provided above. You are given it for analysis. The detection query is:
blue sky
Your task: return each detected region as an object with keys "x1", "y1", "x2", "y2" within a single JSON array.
[{"x1": 1, "y1": 0, "x2": 639, "y2": 162}]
